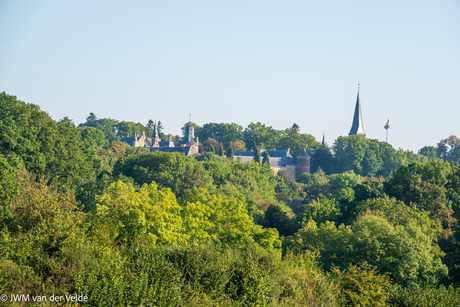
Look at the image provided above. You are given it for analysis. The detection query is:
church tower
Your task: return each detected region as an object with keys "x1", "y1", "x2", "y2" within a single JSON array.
[{"x1": 348, "y1": 84, "x2": 366, "y2": 138}]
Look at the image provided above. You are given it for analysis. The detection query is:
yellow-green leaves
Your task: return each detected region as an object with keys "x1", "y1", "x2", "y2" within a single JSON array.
[{"x1": 96, "y1": 181, "x2": 183, "y2": 245}]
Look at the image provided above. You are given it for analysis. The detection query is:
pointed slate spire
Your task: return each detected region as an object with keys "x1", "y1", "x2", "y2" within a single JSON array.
[
  {"x1": 297, "y1": 148, "x2": 310, "y2": 157},
  {"x1": 322, "y1": 132, "x2": 325, "y2": 146},
  {"x1": 348, "y1": 84, "x2": 366, "y2": 137},
  {"x1": 152, "y1": 121, "x2": 159, "y2": 138}
]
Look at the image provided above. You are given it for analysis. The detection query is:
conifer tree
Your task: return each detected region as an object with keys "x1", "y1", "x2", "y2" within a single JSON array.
[
  {"x1": 254, "y1": 148, "x2": 261, "y2": 164},
  {"x1": 262, "y1": 151, "x2": 270, "y2": 168},
  {"x1": 227, "y1": 147, "x2": 234, "y2": 160},
  {"x1": 209, "y1": 145, "x2": 215, "y2": 154},
  {"x1": 219, "y1": 145, "x2": 224, "y2": 157}
]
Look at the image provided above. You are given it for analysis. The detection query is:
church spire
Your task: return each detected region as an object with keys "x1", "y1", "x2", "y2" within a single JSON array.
[{"x1": 348, "y1": 83, "x2": 366, "y2": 137}]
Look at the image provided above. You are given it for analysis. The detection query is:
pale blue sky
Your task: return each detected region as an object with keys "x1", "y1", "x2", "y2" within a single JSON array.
[{"x1": 1, "y1": 1, "x2": 459, "y2": 152}]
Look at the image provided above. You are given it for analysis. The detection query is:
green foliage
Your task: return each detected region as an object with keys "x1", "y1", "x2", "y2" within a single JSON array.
[
  {"x1": 0, "y1": 154, "x2": 19, "y2": 220},
  {"x1": 79, "y1": 115, "x2": 120, "y2": 143},
  {"x1": 384, "y1": 159, "x2": 456, "y2": 232},
  {"x1": 262, "y1": 204, "x2": 298, "y2": 237},
  {"x1": 219, "y1": 145, "x2": 224, "y2": 157},
  {"x1": 437, "y1": 135, "x2": 460, "y2": 165},
  {"x1": 254, "y1": 147, "x2": 261, "y2": 164},
  {"x1": 311, "y1": 146, "x2": 334, "y2": 174},
  {"x1": 0, "y1": 93, "x2": 101, "y2": 191},
  {"x1": 95, "y1": 181, "x2": 183, "y2": 245},
  {"x1": 113, "y1": 151, "x2": 215, "y2": 199},
  {"x1": 78, "y1": 126, "x2": 108, "y2": 148},
  {"x1": 298, "y1": 196, "x2": 340, "y2": 226},
  {"x1": 184, "y1": 188, "x2": 281, "y2": 249},
  {"x1": 419, "y1": 146, "x2": 438, "y2": 160},
  {"x1": 388, "y1": 285, "x2": 460, "y2": 307},
  {"x1": 333, "y1": 264, "x2": 391, "y2": 306},
  {"x1": 243, "y1": 122, "x2": 282, "y2": 150},
  {"x1": 227, "y1": 146, "x2": 234, "y2": 160},
  {"x1": 276, "y1": 133, "x2": 321, "y2": 159},
  {"x1": 197, "y1": 122, "x2": 243, "y2": 148},
  {"x1": 284, "y1": 214, "x2": 446, "y2": 286},
  {"x1": 262, "y1": 151, "x2": 270, "y2": 168}
]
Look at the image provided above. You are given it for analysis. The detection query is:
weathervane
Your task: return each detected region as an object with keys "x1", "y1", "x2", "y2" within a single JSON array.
[{"x1": 384, "y1": 119, "x2": 390, "y2": 143}]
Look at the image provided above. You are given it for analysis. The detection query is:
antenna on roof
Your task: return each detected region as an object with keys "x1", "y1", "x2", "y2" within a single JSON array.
[{"x1": 189, "y1": 114, "x2": 191, "y2": 123}]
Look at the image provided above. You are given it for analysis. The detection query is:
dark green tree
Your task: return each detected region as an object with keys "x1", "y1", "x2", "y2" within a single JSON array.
[
  {"x1": 437, "y1": 135, "x2": 460, "y2": 165},
  {"x1": 0, "y1": 93, "x2": 101, "y2": 191},
  {"x1": 86, "y1": 112, "x2": 97, "y2": 124},
  {"x1": 262, "y1": 151, "x2": 270, "y2": 168},
  {"x1": 419, "y1": 146, "x2": 437, "y2": 160},
  {"x1": 254, "y1": 148, "x2": 261, "y2": 164},
  {"x1": 219, "y1": 145, "x2": 224, "y2": 157},
  {"x1": 209, "y1": 145, "x2": 215, "y2": 154},
  {"x1": 227, "y1": 147, "x2": 234, "y2": 160}
]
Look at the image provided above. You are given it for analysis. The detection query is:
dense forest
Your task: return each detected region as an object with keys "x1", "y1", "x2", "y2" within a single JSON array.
[{"x1": 1, "y1": 91, "x2": 460, "y2": 306}]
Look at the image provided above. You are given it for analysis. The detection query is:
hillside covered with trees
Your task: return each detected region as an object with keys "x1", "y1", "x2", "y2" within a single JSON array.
[{"x1": 1, "y1": 92, "x2": 460, "y2": 306}]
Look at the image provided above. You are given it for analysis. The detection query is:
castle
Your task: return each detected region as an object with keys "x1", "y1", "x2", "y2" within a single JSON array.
[
  {"x1": 120, "y1": 85, "x2": 366, "y2": 179},
  {"x1": 232, "y1": 149, "x2": 310, "y2": 180},
  {"x1": 120, "y1": 122, "x2": 199, "y2": 155}
]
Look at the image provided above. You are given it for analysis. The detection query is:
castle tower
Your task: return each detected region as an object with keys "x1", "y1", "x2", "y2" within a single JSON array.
[
  {"x1": 296, "y1": 148, "x2": 311, "y2": 178},
  {"x1": 348, "y1": 85, "x2": 366, "y2": 138},
  {"x1": 181, "y1": 124, "x2": 199, "y2": 152}
]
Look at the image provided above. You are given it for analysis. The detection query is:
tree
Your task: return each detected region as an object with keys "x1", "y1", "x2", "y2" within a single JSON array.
[
  {"x1": 276, "y1": 133, "x2": 321, "y2": 159},
  {"x1": 227, "y1": 147, "x2": 234, "y2": 160},
  {"x1": 0, "y1": 154, "x2": 19, "y2": 220},
  {"x1": 254, "y1": 148, "x2": 261, "y2": 164},
  {"x1": 286, "y1": 123, "x2": 300, "y2": 135},
  {"x1": 262, "y1": 151, "x2": 270, "y2": 168},
  {"x1": 311, "y1": 146, "x2": 334, "y2": 174},
  {"x1": 184, "y1": 188, "x2": 280, "y2": 249},
  {"x1": 112, "y1": 152, "x2": 214, "y2": 199},
  {"x1": 419, "y1": 146, "x2": 437, "y2": 160},
  {"x1": 86, "y1": 112, "x2": 97, "y2": 124},
  {"x1": 437, "y1": 135, "x2": 460, "y2": 165},
  {"x1": 0, "y1": 93, "x2": 101, "y2": 191},
  {"x1": 196, "y1": 123, "x2": 243, "y2": 147},
  {"x1": 243, "y1": 122, "x2": 282, "y2": 150},
  {"x1": 384, "y1": 159, "x2": 456, "y2": 232},
  {"x1": 333, "y1": 265, "x2": 391, "y2": 306},
  {"x1": 78, "y1": 127, "x2": 107, "y2": 148},
  {"x1": 219, "y1": 145, "x2": 224, "y2": 157},
  {"x1": 95, "y1": 181, "x2": 184, "y2": 245},
  {"x1": 209, "y1": 145, "x2": 215, "y2": 154}
]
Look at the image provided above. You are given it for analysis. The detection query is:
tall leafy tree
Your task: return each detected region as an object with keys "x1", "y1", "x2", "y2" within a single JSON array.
[
  {"x1": 437, "y1": 135, "x2": 460, "y2": 165},
  {"x1": 419, "y1": 146, "x2": 438, "y2": 160},
  {"x1": 243, "y1": 122, "x2": 282, "y2": 150},
  {"x1": 0, "y1": 93, "x2": 101, "y2": 191}
]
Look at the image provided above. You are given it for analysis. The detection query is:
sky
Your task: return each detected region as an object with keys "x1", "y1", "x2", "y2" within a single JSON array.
[{"x1": 1, "y1": 0, "x2": 459, "y2": 152}]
